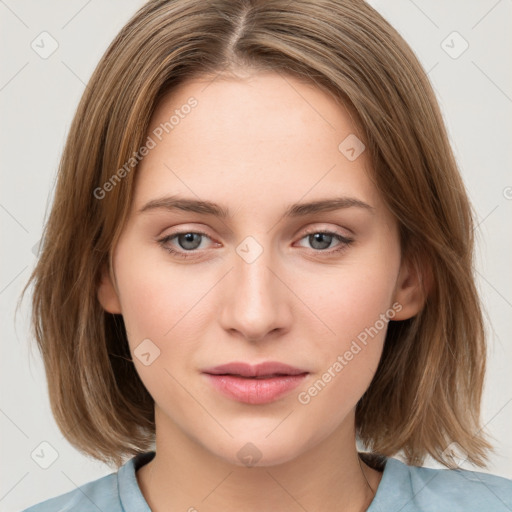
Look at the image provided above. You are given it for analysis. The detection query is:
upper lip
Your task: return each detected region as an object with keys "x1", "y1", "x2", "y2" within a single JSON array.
[{"x1": 202, "y1": 362, "x2": 308, "y2": 377}]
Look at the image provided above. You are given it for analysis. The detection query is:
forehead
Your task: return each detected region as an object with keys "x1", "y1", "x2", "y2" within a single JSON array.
[
  {"x1": 148, "y1": 71, "x2": 362, "y2": 151},
  {"x1": 132, "y1": 71, "x2": 379, "y2": 215}
]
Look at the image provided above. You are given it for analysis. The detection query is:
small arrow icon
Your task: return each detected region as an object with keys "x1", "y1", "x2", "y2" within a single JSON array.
[
  {"x1": 31, "y1": 31, "x2": 59, "y2": 59},
  {"x1": 236, "y1": 236, "x2": 263, "y2": 264},
  {"x1": 440, "y1": 31, "x2": 468, "y2": 59},
  {"x1": 31, "y1": 441, "x2": 59, "y2": 468},
  {"x1": 134, "y1": 339, "x2": 161, "y2": 366},
  {"x1": 338, "y1": 134, "x2": 365, "y2": 161},
  {"x1": 236, "y1": 442, "x2": 262, "y2": 467}
]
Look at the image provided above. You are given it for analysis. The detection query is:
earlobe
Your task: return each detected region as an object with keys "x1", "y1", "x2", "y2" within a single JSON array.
[
  {"x1": 97, "y1": 263, "x2": 122, "y2": 314},
  {"x1": 392, "y1": 255, "x2": 431, "y2": 321}
]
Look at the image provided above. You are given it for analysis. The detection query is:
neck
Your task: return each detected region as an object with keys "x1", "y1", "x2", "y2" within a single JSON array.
[{"x1": 137, "y1": 408, "x2": 382, "y2": 512}]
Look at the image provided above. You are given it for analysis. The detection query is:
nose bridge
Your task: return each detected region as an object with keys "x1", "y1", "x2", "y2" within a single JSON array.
[{"x1": 219, "y1": 235, "x2": 289, "y2": 340}]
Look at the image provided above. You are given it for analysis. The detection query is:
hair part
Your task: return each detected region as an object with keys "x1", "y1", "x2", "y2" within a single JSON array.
[{"x1": 20, "y1": 0, "x2": 490, "y2": 468}]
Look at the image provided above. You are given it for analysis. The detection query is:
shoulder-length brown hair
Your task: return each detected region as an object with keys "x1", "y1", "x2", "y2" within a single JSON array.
[{"x1": 20, "y1": 0, "x2": 490, "y2": 468}]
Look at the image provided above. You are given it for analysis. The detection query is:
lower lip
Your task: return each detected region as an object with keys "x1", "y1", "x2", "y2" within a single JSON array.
[{"x1": 203, "y1": 373, "x2": 308, "y2": 405}]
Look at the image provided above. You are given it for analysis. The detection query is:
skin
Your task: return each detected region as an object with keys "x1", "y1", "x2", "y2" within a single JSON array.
[{"x1": 98, "y1": 69, "x2": 424, "y2": 512}]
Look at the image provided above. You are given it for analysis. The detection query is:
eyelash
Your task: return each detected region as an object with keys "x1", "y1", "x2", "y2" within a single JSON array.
[{"x1": 158, "y1": 229, "x2": 354, "y2": 260}]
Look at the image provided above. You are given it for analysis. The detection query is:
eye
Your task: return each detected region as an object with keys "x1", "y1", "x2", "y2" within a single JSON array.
[
  {"x1": 158, "y1": 228, "x2": 354, "y2": 260},
  {"x1": 158, "y1": 230, "x2": 215, "y2": 259},
  {"x1": 296, "y1": 230, "x2": 354, "y2": 254}
]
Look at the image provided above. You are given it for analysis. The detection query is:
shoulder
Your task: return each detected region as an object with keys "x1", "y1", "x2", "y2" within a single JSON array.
[
  {"x1": 370, "y1": 457, "x2": 512, "y2": 512},
  {"x1": 20, "y1": 451, "x2": 155, "y2": 512},
  {"x1": 20, "y1": 472, "x2": 120, "y2": 512}
]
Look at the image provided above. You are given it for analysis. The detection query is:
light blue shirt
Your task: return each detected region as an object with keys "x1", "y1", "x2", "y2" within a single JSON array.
[{"x1": 21, "y1": 451, "x2": 512, "y2": 511}]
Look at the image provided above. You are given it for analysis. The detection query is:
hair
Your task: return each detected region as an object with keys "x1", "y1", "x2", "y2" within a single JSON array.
[{"x1": 19, "y1": 0, "x2": 490, "y2": 469}]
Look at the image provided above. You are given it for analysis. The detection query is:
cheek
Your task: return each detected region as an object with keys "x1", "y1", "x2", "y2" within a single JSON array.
[
  {"x1": 114, "y1": 238, "x2": 209, "y2": 340},
  {"x1": 111, "y1": 244, "x2": 221, "y2": 402},
  {"x1": 294, "y1": 288, "x2": 389, "y2": 439},
  {"x1": 113, "y1": 253, "x2": 213, "y2": 408},
  {"x1": 303, "y1": 275, "x2": 390, "y2": 387},
  {"x1": 301, "y1": 248, "x2": 398, "y2": 350},
  {"x1": 292, "y1": 246, "x2": 399, "y2": 415}
]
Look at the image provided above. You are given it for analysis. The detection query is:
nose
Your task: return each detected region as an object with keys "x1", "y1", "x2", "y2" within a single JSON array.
[{"x1": 219, "y1": 242, "x2": 293, "y2": 343}]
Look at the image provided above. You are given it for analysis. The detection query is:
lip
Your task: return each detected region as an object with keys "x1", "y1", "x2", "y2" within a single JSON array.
[{"x1": 202, "y1": 362, "x2": 309, "y2": 405}]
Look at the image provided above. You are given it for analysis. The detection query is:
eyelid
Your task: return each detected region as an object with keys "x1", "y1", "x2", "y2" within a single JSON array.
[{"x1": 299, "y1": 225, "x2": 353, "y2": 239}]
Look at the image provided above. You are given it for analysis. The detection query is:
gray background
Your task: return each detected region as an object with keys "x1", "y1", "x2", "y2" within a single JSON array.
[{"x1": 1, "y1": 1, "x2": 511, "y2": 510}]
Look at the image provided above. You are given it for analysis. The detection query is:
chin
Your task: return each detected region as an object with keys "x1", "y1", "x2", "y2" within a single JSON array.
[{"x1": 204, "y1": 428, "x2": 317, "y2": 469}]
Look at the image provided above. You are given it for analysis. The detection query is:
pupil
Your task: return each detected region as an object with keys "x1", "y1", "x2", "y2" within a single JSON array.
[
  {"x1": 180, "y1": 233, "x2": 201, "y2": 249},
  {"x1": 311, "y1": 233, "x2": 331, "y2": 250}
]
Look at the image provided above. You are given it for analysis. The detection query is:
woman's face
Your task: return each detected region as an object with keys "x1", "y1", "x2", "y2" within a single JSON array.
[{"x1": 99, "y1": 70, "x2": 418, "y2": 466}]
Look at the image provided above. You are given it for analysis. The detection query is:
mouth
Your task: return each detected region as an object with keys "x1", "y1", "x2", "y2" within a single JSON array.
[{"x1": 202, "y1": 362, "x2": 309, "y2": 404}]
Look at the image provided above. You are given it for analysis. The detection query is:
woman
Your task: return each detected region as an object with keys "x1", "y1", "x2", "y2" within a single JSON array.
[{"x1": 20, "y1": 0, "x2": 512, "y2": 510}]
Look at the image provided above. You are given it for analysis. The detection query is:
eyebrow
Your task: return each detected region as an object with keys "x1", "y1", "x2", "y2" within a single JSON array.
[{"x1": 138, "y1": 195, "x2": 374, "y2": 218}]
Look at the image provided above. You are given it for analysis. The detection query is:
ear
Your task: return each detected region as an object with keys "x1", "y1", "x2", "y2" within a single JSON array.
[
  {"x1": 391, "y1": 254, "x2": 431, "y2": 321},
  {"x1": 97, "y1": 262, "x2": 122, "y2": 314}
]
